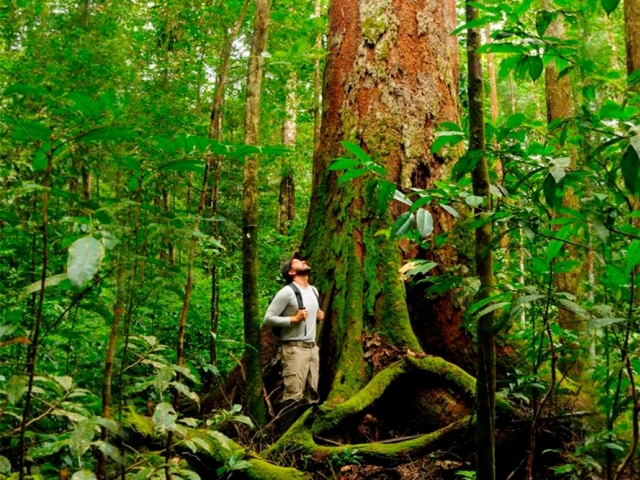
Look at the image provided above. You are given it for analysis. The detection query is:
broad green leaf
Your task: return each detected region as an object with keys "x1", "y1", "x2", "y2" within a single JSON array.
[
  {"x1": 506, "y1": 113, "x2": 526, "y2": 130},
  {"x1": 549, "y1": 165, "x2": 566, "y2": 183},
  {"x1": 54, "y1": 375, "x2": 73, "y2": 391},
  {"x1": 601, "y1": 0, "x2": 621, "y2": 14},
  {"x1": 33, "y1": 144, "x2": 50, "y2": 171},
  {"x1": 415, "y1": 209, "x2": 434, "y2": 238},
  {"x1": 440, "y1": 204, "x2": 460, "y2": 218},
  {"x1": 0, "y1": 456, "x2": 10, "y2": 475},
  {"x1": 4, "y1": 83, "x2": 48, "y2": 96},
  {"x1": 11, "y1": 119, "x2": 52, "y2": 142},
  {"x1": 557, "y1": 299, "x2": 589, "y2": 318},
  {"x1": 329, "y1": 158, "x2": 361, "y2": 171},
  {"x1": 159, "y1": 160, "x2": 206, "y2": 174},
  {"x1": 6, "y1": 375, "x2": 28, "y2": 404},
  {"x1": 535, "y1": 10, "x2": 555, "y2": 37},
  {"x1": 152, "y1": 402, "x2": 177, "y2": 432},
  {"x1": 477, "y1": 43, "x2": 527, "y2": 54},
  {"x1": 93, "y1": 440, "x2": 124, "y2": 464},
  {"x1": 78, "y1": 127, "x2": 135, "y2": 143},
  {"x1": 451, "y1": 16, "x2": 496, "y2": 36},
  {"x1": 67, "y1": 237, "x2": 105, "y2": 287},
  {"x1": 340, "y1": 141, "x2": 371, "y2": 163},
  {"x1": 431, "y1": 133, "x2": 464, "y2": 153},
  {"x1": 154, "y1": 366, "x2": 173, "y2": 397},
  {"x1": 338, "y1": 168, "x2": 367, "y2": 184},
  {"x1": 69, "y1": 420, "x2": 96, "y2": 460},
  {"x1": 621, "y1": 146, "x2": 640, "y2": 195},
  {"x1": 528, "y1": 56, "x2": 544, "y2": 81},
  {"x1": 626, "y1": 239, "x2": 640, "y2": 273},
  {"x1": 588, "y1": 317, "x2": 626, "y2": 329},
  {"x1": 154, "y1": 135, "x2": 176, "y2": 154},
  {"x1": 391, "y1": 211, "x2": 414, "y2": 238},
  {"x1": 376, "y1": 181, "x2": 396, "y2": 214},
  {"x1": 476, "y1": 301, "x2": 510, "y2": 318},
  {"x1": 22, "y1": 273, "x2": 68, "y2": 297},
  {"x1": 71, "y1": 471, "x2": 97, "y2": 480},
  {"x1": 465, "y1": 195, "x2": 484, "y2": 207},
  {"x1": 68, "y1": 92, "x2": 101, "y2": 122},
  {"x1": 546, "y1": 239, "x2": 564, "y2": 263}
]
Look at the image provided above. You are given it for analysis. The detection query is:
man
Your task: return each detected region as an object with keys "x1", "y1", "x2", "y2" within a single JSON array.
[{"x1": 264, "y1": 252, "x2": 324, "y2": 411}]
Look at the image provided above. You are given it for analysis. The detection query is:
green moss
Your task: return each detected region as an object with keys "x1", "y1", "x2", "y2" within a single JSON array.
[{"x1": 360, "y1": 0, "x2": 392, "y2": 44}]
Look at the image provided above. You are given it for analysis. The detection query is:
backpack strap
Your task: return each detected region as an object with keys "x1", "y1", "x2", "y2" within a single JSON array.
[{"x1": 287, "y1": 283, "x2": 305, "y2": 309}]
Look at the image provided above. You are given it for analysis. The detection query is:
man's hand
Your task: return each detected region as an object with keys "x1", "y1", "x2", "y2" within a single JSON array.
[
  {"x1": 290, "y1": 308, "x2": 308, "y2": 324},
  {"x1": 317, "y1": 309, "x2": 325, "y2": 321}
]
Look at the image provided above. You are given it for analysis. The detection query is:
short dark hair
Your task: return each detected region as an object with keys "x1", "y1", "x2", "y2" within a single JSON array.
[{"x1": 281, "y1": 251, "x2": 301, "y2": 283}]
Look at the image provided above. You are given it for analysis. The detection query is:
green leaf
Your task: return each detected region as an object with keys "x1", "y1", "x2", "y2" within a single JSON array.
[
  {"x1": 71, "y1": 471, "x2": 97, "y2": 480},
  {"x1": 152, "y1": 402, "x2": 177, "y2": 433},
  {"x1": 4, "y1": 83, "x2": 48, "y2": 96},
  {"x1": 0, "y1": 456, "x2": 10, "y2": 475},
  {"x1": 601, "y1": 0, "x2": 621, "y2": 14},
  {"x1": 535, "y1": 10, "x2": 555, "y2": 37},
  {"x1": 546, "y1": 239, "x2": 564, "y2": 263},
  {"x1": 589, "y1": 317, "x2": 626, "y2": 329},
  {"x1": 451, "y1": 16, "x2": 495, "y2": 36},
  {"x1": 440, "y1": 204, "x2": 460, "y2": 218},
  {"x1": 476, "y1": 301, "x2": 510, "y2": 318},
  {"x1": 338, "y1": 168, "x2": 367, "y2": 184},
  {"x1": 452, "y1": 150, "x2": 482, "y2": 180},
  {"x1": 329, "y1": 158, "x2": 361, "y2": 171},
  {"x1": 627, "y1": 239, "x2": 640, "y2": 274},
  {"x1": 506, "y1": 113, "x2": 526, "y2": 130},
  {"x1": 431, "y1": 133, "x2": 464, "y2": 153},
  {"x1": 159, "y1": 160, "x2": 206, "y2": 174},
  {"x1": 543, "y1": 174, "x2": 564, "y2": 208},
  {"x1": 78, "y1": 127, "x2": 135, "y2": 143},
  {"x1": 621, "y1": 145, "x2": 640, "y2": 195},
  {"x1": 10, "y1": 119, "x2": 52, "y2": 142},
  {"x1": 465, "y1": 195, "x2": 484, "y2": 207},
  {"x1": 376, "y1": 181, "x2": 396, "y2": 214},
  {"x1": 54, "y1": 375, "x2": 73, "y2": 391},
  {"x1": 67, "y1": 237, "x2": 105, "y2": 287},
  {"x1": 6, "y1": 375, "x2": 28, "y2": 404},
  {"x1": 69, "y1": 420, "x2": 97, "y2": 460},
  {"x1": 340, "y1": 141, "x2": 371, "y2": 163},
  {"x1": 415, "y1": 209, "x2": 434, "y2": 238},
  {"x1": 477, "y1": 43, "x2": 527, "y2": 54},
  {"x1": 33, "y1": 143, "x2": 51, "y2": 171},
  {"x1": 528, "y1": 56, "x2": 544, "y2": 81},
  {"x1": 391, "y1": 211, "x2": 414, "y2": 238},
  {"x1": 154, "y1": 135, "x2": 176, "y2": 154},
  {"x1": 68, "y1": 92, "x2": 101, "y2": 122}
]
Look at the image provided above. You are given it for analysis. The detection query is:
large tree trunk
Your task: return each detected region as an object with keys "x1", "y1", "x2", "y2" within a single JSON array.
[
  {"x1": 242, "y1": 0, "x2": 270, "y2": 427},
  {"x1": 304, "y1": 0, "x2": 460, "y2": 404}
]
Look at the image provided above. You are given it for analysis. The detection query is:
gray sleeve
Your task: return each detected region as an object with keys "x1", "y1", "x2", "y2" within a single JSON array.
[{"x1": 263, "y1": 287, "x2": 296, "y2": 327}]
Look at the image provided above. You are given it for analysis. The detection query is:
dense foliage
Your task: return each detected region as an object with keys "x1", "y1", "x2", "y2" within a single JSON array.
[{"x1": 2, "y1": 0, "x2": 640, "y2": 479}]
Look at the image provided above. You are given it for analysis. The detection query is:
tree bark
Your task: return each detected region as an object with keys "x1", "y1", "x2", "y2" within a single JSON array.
[
  {"x1": 304, "y1": 0, "x2": 459, "y2": 401},
  {"x1": 544, "y1": 17, "x2": 586, "y2": 359},
  {"x1": 242, "y1": 0, "x2": 270, "y2": 427},
  {"x1": 467, "y1": 4, "x2": 496, "y2": 479},
  {"x1": 313, "y1": 0, "x2": 323, "y2": 155},
  {"x1": 279, "y1": 74, "x2": 297, "y2": 235},
  {"x1": 625, "y1": 0, "x2": 640, "y2": 75}
]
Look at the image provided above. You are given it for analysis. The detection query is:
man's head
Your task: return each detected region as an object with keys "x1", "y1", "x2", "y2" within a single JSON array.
[{"x1": 281, "y1": 252, "x2": 311, "y2": 283}]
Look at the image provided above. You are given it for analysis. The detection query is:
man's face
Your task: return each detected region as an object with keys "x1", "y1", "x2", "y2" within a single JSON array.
[{"x1": 289, "y1": 258, "x2": 311, "y2": 277}]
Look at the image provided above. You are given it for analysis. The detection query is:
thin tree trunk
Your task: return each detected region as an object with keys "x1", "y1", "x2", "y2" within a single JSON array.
[
  {"x1": 97, "y1": 255, "x2": 125, "y2": 480},
  {"x1": 279, "y1": 74, "x2": 297, "y2": 234},
  {"x1": 207, "y1": 0, "x2": 250, "y2": 384},
  {"x1": 545, "y1": 17, "x2": 585, "y2": 368},
  {"x1": 18, "y1": 150, "x2": 53, "y2": 480},
  {"x1": 242, "y1": 0, "x2": 270, "y2": 427},
  {"x1": 467, "y1": 4, "x2": 496, "y2": 479},
  {"x1": 625, "y1": 0, "x2": 640, "y2": 75},
  {"x1": 485, "y1": 25, "x2": 499, "y2": 124}
]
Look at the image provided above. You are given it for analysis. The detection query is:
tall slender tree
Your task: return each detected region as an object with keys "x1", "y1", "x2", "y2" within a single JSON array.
[{"x1": 242, "y1": 0, "x2": 270, "y2": 427}]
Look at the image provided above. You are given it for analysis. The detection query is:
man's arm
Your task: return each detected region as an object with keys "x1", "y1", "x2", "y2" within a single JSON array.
[{"x1": 264, "y1": 288, "x2": 306, "y2": 327}]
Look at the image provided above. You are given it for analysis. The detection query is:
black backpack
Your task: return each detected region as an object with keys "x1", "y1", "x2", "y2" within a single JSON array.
[{"x1": 273, "y1": 283, "x2": 319, "y2": 338}]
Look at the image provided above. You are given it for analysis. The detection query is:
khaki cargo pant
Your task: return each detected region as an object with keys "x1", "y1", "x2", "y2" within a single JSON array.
[{"x1": 281, "y1": 343, "x2": 319, "y2": 404}]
